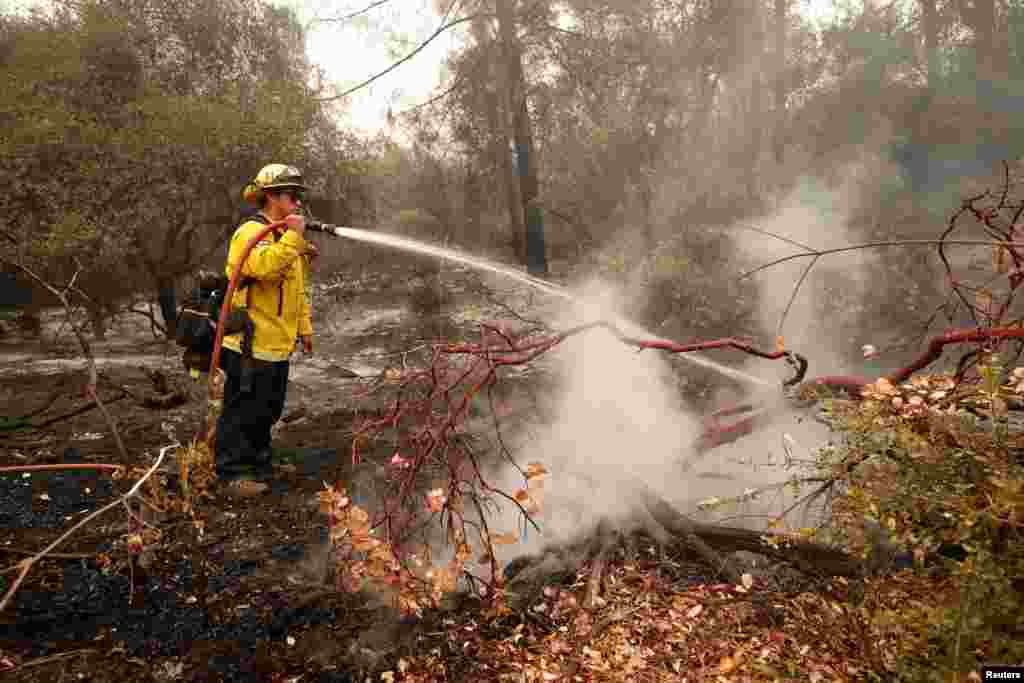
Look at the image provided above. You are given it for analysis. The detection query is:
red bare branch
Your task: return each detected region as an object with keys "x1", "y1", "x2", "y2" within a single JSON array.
[
  {"x1": 0, "y1": 464, "x2": 125, "y2": 475},
  {"x1": 439, "y1": 320, "x2": 788, "y2": 363},
  {"x1": 694, "y1": 325, "x2": 1024, "y2": 454},
  {"x1": 887, "y1": 326, "x2": 1024, "y2": 383}
]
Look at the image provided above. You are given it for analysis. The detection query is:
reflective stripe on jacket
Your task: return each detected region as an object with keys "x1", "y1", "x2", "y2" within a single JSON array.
[{"x1": 221, "y1": 217, "x2": 314, "y2": 362}]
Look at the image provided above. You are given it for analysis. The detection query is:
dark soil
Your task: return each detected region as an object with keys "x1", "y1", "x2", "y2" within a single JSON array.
[{"x1": 0, "y1": 377, "x2": 377, "y2": 682}]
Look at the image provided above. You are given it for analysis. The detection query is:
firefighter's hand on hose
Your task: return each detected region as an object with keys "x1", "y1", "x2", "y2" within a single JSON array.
[
  {"x1": 285, "y1": 214, "x2": 306, "y2": 236},
  {"x1": 301, "y1": 335, "x2": 313, "y2": 354},
  {"x1": 304, "y1": 242, "x2": 319, "y2": 267}
]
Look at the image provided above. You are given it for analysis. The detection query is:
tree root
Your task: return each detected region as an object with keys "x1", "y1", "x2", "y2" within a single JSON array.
[
  {"x1": 642, "y1": 492, "x2": 862, "y2": 578},
  {"x1": 504, "y1": 491, "x2": 861, "y2": 608},
  {"x1": 584, "y1": 519, "x2": 616, "y2": 608},
  {"x1": 640, "y1": 492, "x2": 742, "y2": 585}
]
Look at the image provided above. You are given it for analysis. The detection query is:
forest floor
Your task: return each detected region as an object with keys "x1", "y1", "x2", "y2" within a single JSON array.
[{"x1": 0, "y1": 260, "x2": 906, "y2": 682}]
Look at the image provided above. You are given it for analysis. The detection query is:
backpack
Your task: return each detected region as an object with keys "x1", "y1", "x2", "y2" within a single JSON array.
[{"x1": 175, "y1": 214, "x2": 269, "y2": 374}]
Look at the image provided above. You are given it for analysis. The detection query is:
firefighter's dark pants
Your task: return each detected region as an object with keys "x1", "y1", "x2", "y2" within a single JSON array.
[{"x1": 214, "y1": 347, "x2": 290, "y2": 479}]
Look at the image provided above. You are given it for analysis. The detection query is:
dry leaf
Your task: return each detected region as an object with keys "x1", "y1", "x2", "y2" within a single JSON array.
[
  {"x1": 229, "y1": 480, "x2": 269, "y2": 498},
  {"x1": 525, "y1": 462, "x2": 547, "y2": 480},
  {"x1": 719, "y1": 655, "x2": 737, "y2": 673},
  {"x1": 434, "y1": 567, "x2": 457, "y2": 592},
  {"x1": 348, "y1": 506, "x2": 370, "y2": 527},
  {"x1": 976, "y1": 288, "x2": 994, "y2": 315},
  {"x1": 489, "y1": 533, "x2": 518, "y2": 546},
  {"x1": 426, "y1": 488, "x2": 447, "y2": 513},
  {"x1": 993, "y1": 244, "x2": 1010, "y2": 274},
  {"x1": 351, "y1": 532, "x2": 379, "y2": 552}
]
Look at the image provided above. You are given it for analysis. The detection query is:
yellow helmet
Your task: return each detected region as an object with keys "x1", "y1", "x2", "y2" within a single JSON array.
[{"x1": 242, "y1": 164, "x2": 307, "y2": 204}]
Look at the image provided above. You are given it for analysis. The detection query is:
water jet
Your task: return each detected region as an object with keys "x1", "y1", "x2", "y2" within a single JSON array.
[{"x1": 307, "y1": 222, "x2": 775, "y2": 388}]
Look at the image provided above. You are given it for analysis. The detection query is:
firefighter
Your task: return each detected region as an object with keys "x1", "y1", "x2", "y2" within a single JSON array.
[{"x1": 215, "y1": 164, "x2": 315, "y2": 491}]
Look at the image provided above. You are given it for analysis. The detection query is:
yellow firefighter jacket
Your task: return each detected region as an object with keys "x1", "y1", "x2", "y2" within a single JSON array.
[{"x1": 221, "y1": 216, "x2": 314, "y2": 362}]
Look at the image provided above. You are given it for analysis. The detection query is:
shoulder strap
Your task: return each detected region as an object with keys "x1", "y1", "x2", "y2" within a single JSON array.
[{"x1": 233, "y1": 213, "x2": 279, "y2": 309}]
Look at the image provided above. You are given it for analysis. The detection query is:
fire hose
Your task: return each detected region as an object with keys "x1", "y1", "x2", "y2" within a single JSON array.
[{"x1": 202, "y1": 217, "x2": 339, "y2": 444}]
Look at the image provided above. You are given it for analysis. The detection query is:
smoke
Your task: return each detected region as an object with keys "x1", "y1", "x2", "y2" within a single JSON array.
[
  {"x1": 485, "y1": 169, "x2": 884, "y2": 556},
  {"x1": 482, "y1": 280, "x2": 701, "y2": 559},
  {"x1": 737, "y1": 169, "x2": 883, "y2": 381},
  {"x1": 684, "y1": 166, "x2": 888, "y2": 527},
  {"x1": 400, "y1": 168, "x2": 891, "y2": 573},
  {"x1": 481, "y1": 269, "x2": 844, "y2": 575}
]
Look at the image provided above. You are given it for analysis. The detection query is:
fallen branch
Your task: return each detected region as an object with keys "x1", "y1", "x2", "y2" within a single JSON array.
[
  {"x1": 0, "y1": 443, "x2": 175, "y2": 613},
  {"x1": 439, "y1": 320, "x2": 793, "y2": 364},
  {"x1": 29, "y1": 391, "x2": 129, "y2": 429},
  {"x1": 0, "y1": 547, "x2": 95, "y2": 560},
  {"x1": 0, "y1": 463, "x2": 124, "y2": 475},
  {"x1": 9, "y1": 649, "x2": 96, "y2": 672},
  {"x1": 14, "y1": 374, "x2": 73, "y2": 420},
  {"x1": 887, "y1": 325, "x2": 1024, "y2": 383},
  {"x1": 690, "y1": 324, "x2": 1024, "y2": 456},
  {"x1": 0, "y1": 258, "x2": 128, "y2": 460},
  {"x1": 336, "y1": 318, "x2": 807, "y2": 604}
]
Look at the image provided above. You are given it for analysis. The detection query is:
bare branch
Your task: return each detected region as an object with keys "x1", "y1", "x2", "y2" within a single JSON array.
[
  {"x1": 733, "y1": 222, "x2": 817, "y2": 253},
  {"x1": 317, "y1": 14, "x2": 482, "y2": 103},
  {"x1": 776, "y1": 254, "x2": 821, "y2": 339},
  {"x1": 309, "y1": 0, "x2": 394, "y2": 27},
  {"x1": 124, "y1": 305, "x2": 168, "y2": 336},
  {"x1": 0, "y1": 257, "x2": 128, "y2": 459},
  {"x1": 739, "y1": 238, "x2": 1024, "y2": 280},
  {"x1": 397, "y1": 76, "x2": 466, "y2": 115},
  {"x1": 0, "y1": 464, "x2": 124, "y2": 474},
  {"x1": 0, "y1": 443, "x2": 175, "y2": 613}
]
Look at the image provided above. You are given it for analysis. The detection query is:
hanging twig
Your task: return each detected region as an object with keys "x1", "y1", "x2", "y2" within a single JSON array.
[
  {"x1": 309, "y1": 0, "x2": 394, "y2": 26},
  {"x1": 739, "y1": 238, "x2": 1024, "y2": 280},
  {"x1": 317, "y1": 11, "x2": 483, "y2": 102},
  {"x1": 776, "y1": 254, "x2": 821, "y2": 339}
]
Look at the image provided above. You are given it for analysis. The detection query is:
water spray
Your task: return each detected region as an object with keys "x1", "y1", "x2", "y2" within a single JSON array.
[{"x1": 304, "y1": 220, "x2": 777, "y2": 389}]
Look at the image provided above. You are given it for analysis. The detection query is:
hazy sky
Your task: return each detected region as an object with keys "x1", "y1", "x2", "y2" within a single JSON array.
[
  {"x1": 297, "y1": 0, "x2": 845, "y2": 136},
  {"x1": 10, "y1": 0, "x2": 844, "y2": 136}
]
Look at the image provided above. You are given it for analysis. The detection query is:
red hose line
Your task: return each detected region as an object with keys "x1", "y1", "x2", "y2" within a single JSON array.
[{"x1": 200, "y1": 220, "x2": 289, "y2": 443}]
